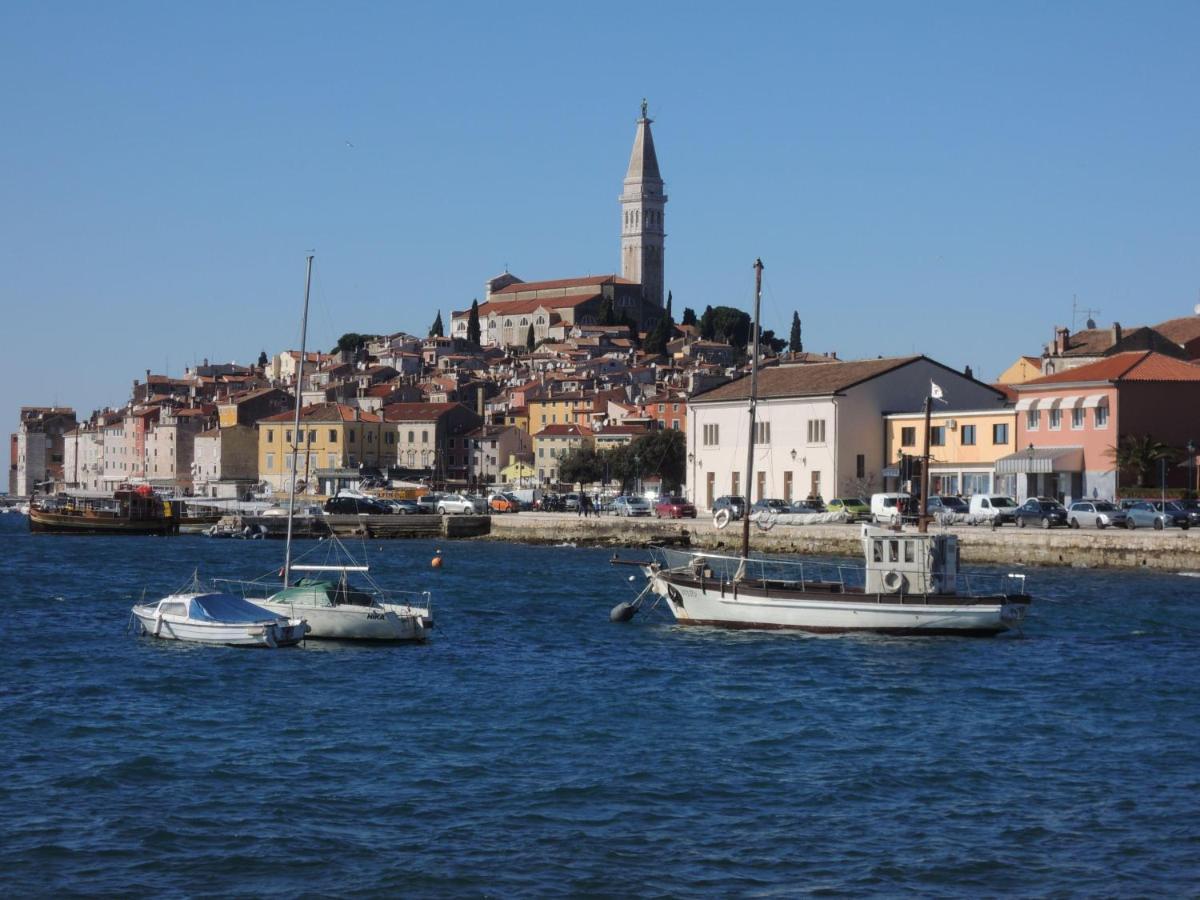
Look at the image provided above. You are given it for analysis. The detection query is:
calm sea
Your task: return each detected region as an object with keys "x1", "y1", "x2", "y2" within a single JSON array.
[{"x1": 1, "y1": 515, "x2": 1198, "y2": 896}]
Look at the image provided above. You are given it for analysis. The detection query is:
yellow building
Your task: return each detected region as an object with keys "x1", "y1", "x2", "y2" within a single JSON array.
[
  {"x1": 532, "y1": 423, "x2": 593, "y2": 486},
  {"x1": 997, "y1": 356, "x2": 1043, "y2": 385},
  {"x1": 257, "y1": 403, "x2": 386, "y2": 492},
  {"x1": 884, "y1": 408, "x2": 1018, "y2": 497},
  {"x1": 528, "y1": 393, "x2": 590, "y2": 432}
]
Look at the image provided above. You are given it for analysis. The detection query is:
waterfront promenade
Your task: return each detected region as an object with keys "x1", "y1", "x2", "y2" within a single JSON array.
[{"x1": 486, "y1": 512, "x2": 1200, "y2": 572}]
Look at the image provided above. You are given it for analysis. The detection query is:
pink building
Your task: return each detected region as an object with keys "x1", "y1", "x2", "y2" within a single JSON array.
[{"x1": 1006, "y1": 351, "x2": 1200, "y2": 503}]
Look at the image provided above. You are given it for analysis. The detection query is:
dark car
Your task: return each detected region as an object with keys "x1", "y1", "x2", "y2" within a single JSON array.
[
  {"x1": 927, "y1": 495, "x2": 969, "y2": 514},
  {"x1": 751, "y1": 498, "x2": 791, "y2": 516},
  {"x1": 712, "y1": 495, "x2": 746, "y2": 521},
  {"x1": 324, "y1": 495, "x2": 389, "y2": 515},
  {"x1": 654, "y1": 496, "x2": 697, "y2": 519},
  {"x1": 1014, "y1": 497, "x2": 1070, "y2": 529},
  {"x1": 1173, "y1": 499, "x2": 1200, "y2": 526},
  {"x1": 1152, "y1": 501, "x2": 1193, "y2": 529}
]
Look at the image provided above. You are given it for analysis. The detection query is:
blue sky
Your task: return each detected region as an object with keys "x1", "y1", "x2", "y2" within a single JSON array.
[{"x1": 3, "y1": 1, "x2": 1199, "y2": 436}]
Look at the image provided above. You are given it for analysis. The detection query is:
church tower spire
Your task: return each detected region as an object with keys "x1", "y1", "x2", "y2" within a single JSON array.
[{"x1": 620, "y1": 99, "x2": 667, "y2": 308}]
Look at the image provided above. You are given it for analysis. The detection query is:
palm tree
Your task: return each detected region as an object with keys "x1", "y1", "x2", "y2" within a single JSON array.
[{"x1": 1107, "y1": 434, "x2": 1175, "y2": 488}]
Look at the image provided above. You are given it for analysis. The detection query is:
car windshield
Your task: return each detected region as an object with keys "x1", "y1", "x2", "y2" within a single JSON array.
[
  {"x1": 1092, "y1": 502, "x2": 1115, "y2": 511},
  {"x1": 991, "y1": 497, "x2": 1016, "y2": 508}
]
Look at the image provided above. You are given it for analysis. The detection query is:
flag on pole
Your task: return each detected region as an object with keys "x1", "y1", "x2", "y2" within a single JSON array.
[{"x1": 930, "y1": 381, "x2": 945, "y2": 401}]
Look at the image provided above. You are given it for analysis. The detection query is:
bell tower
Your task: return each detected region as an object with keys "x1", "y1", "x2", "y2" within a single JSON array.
[{"x1": 620, "y1": 99, "x2": 667, "y2": 307}]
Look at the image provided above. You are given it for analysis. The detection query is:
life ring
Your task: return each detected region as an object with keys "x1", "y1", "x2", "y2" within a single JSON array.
[
  {"x1": 713, "y1": 508, "x2": 732, "y2": 529},
  {"x1": 882, "y1": 570, "x2": 906, "y2": 593}
]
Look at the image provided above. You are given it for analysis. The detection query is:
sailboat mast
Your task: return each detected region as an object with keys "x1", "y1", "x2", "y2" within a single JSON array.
[
  {"x1": 740, "y1": 258, "x2": 764, "y2": 561},
  {"x1": 282, "y1": 253, "x2": 314, "y2": 586}
]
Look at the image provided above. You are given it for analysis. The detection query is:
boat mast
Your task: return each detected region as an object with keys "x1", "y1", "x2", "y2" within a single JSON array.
[
  {"x1": 282, "y1": 253, "x2": 314, "y2": 586},
  {"x1": 918, "y1": 392, "x2": 933, "y2": 533},
  {"x1": 740, "y1": 258, "x2": 764, "y2": 562}
]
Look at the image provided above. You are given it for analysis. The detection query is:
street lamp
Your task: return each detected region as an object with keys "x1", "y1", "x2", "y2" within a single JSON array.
[
  {"x1": 1188, "y1": 440, "x2": 1196, "y2": 499},
  {"x1": 1026, "y1": 443, "x2": 1035, "y2": 500}
]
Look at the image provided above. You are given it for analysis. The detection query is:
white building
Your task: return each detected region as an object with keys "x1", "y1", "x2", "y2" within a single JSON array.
[{"x1": 686, "y1": 356, "x2": 1008, "y2": 510}]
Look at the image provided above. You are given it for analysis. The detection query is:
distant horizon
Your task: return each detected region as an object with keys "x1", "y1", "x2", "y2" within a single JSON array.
[{"x1": 4, "y1": 2, "x2": 1199, "y2": 431}]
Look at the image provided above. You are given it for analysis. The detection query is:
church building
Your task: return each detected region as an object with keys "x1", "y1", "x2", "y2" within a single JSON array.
[{"x1": 452, "y1": 101, "x2": 668, "y2": 349}]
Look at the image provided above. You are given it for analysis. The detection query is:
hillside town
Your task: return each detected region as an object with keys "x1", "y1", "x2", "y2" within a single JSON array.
[{"x1": 10, "y1": 105, "x2": 1200, "y2": 510}]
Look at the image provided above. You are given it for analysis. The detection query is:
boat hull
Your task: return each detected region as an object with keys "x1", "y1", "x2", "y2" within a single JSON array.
[
  {"x1": 132, "y1": 605, "x2": 306, "y2": 647},
  {"x1": 651, "y1": 572, "x2": 1026, "y2": 635},
  {"x1": 255, "y1": 600, "x2": 429, "y2": 641},
  {"x1": 30, "y1": 509, "x2": 178, "y2": 535}
]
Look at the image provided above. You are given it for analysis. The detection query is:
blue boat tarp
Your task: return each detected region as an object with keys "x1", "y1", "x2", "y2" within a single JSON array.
[{"x1": 189, "y1": 593, "x2": 277, "y2": 623}]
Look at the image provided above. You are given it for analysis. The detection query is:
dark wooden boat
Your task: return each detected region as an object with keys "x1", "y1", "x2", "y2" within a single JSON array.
[{"x1": 29, "y1": 488, "x2": 180, "y2": 535}]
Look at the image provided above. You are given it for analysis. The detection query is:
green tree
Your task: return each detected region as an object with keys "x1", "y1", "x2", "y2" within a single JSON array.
[
  {"x1": 615, "y1": 429, "x2": 687, "y2": 492},
  {"x1": 760, "y1": 329, "x2": 788, "y2": 354},
  {"x1": 681, "y1": 306, "x2": 697, "y2": 327},
  {"x1": 466, "y1": 298, "x2": 481, "y2": 346},
  {"x1": 597, "y1": 296, "x2": 617, "y2": 325},
  {"x1": 702, "y1": 305, "x2": 751, "y2": 347},
  {"x1": 1108, "y1": 434, "x2": 1176, "y2": 488},
  {"x1": 525, "y1": 323, "x2": 536, "y2": 352},
  {"x1": 429, "y1": 311, "x2": 444, "y2": 338},
  {"x1": 257, "y1": 350, "x2": 269, "y2": 368},
  {"x1": 557, "y1": 446, "x2": 608, "y2": 486},
  {"x1": 642, "y1": 315, "x2": 671, "y2": 356},
  {"x1": 789, "y1": 311, "x2": 802, "y2": 353},
  {"x1": 332, "y1": 332, "x2": 374, "y2": 354},
  {"x1": 699, "y1": 304, "x2": 715, "y2": 340},
  {"x1": 665, "y1": 290, "x2": 673, "y2": 322}
]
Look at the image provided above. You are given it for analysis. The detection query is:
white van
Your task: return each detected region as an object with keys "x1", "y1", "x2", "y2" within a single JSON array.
[
  {"x1": 870, "y1": 492, "x2": 911, "y2": 524},
  {"x1": 968, "y1": 493, "x2": 1019, "y2": 524}
]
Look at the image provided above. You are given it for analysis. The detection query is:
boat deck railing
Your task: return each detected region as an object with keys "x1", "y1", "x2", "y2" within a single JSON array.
[
  {"x1": 214, "y1": 578, "x2": 433, "y2": 610},
  {"x1": 654, "y1": 547, "x2": 1028, "y2": 598}
]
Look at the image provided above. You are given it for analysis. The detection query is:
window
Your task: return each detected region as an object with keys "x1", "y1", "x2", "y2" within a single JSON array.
[
  {"x1": 267, "y1": 430, "x2": 274, "y2": 443},
  {"x1": 993, "y1": 423, "x2": 1008, "y2": 444},
  {"x1": 349, "y1": 431, "x2": 356, "y2": 443},
  {"x1": 755, "y1": 422, "x2": 771, "y2": 444},
  {"x1": 538, "y1": 447, "x2": 544, "y2": 458},
  {"x1": 422, "y1": 430, "x2": 429, "y2": 443},
  {"x1": 930, "y1": 426, "x2": 945, "y2": 446},
  {"x1": 1048, "y1": 408, "x2": 1061, "y2": 430},
  {"x1": 671, "y1": 420, "x2": 679, "y2": 430},
  {"x1": 731, "y1": 472, "x2": 740, "y2": 497},
  {"x1": 806, "y1": 419, "x2": 826, "y2": 444},
  {"x1": 1095, "y1": 406, "x2": 1108, "y2": 428},
  {"x1": 1071, "y1": 408, "x2": 1084, "y2": 429},
  {"x1": 673, "y1": 403, "x2": 679, "y2": 412},
  {"x1": 1026, "y1": 410, "x2": 1039, "y2": 430},
  {"x1": 962, "y1": 472, "x2": 991, "y2": 496},
  {"x1": 329, "y1": 430, "x2": 337, "y2": 443},
  {"x1": 961, "y1": 424, "x2": 976, "y2": 445},
  {"x1": 385, "y1": 432, "x2": 395, "y2": 445},
  {"x1": 285, "y1": 430, "x2": 292, "y2": 443},
  {"x1": 449, "y1": 438, "x2": 456, "y2": 449},
  {"x1": 308, "y1": 430, "x2": 316, "y2": 443},
  {"x1": 658, "y1": 404, "x2": 665, "y2": 413},
  {"x1": 856, "y1": 454, "x2": 865, "y2": 478},
  {"x1": 265, "y1": 453, "x2": 275, "y2": 470},
  {"x1": 408, "y1": 431, "x2": 415, "y2": 443},
  {"x1": 901, "y1": 427, "x2": 916, "y2": 447},
  {"x1": 703, "y1": 423, "x2": 719, "y2": 446}
]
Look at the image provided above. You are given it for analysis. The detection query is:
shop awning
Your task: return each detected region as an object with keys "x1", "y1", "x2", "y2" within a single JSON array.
[
  {"x1": 994, "y1": 446, "x2": 1085, "y2": 475},
  {"x1": 1082, "y1": 394, "x2": 1109, "y2": 408},
  {"x1": 1014, "y1": 397, "x2": 1037, "y2": 411}
]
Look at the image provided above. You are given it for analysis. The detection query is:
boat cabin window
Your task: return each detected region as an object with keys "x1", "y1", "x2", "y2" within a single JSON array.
[
  {"x1": 904, "y1": 541, "x2": 915, "y2": 563},
  {"x1": 888, "y1": 540, "x2": 899, "y2": 563},
  {"x1": 160, "y1": 602, "x2": 187, "y2": 617},
  {"x1": 872, "y1": 540, "x2": 883, "y2": 562}
]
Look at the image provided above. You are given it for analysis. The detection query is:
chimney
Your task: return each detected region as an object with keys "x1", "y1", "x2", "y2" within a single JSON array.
[
  {"x1": 1053, "y1": 327, "x2": 1070, "y2": 355},
  {"x1": 964, "y1": 365, "x2": 974, "y2": 380},
  {"x1": 1111, "y1": 322, "x2": 1122, "y2": 346}
]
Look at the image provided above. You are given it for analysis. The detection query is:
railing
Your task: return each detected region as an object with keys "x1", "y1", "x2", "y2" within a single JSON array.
[
  {"x1": 213, "y1": 577, "x2": 434, "y2": 609},
  {"x1": 654, "y1": 547, "x2": 1028, "y2": 598}
]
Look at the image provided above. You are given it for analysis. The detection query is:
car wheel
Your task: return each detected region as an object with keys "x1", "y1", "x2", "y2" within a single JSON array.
[
  {"x1": 1127, "y1": 518, "x2": 1136, "y2": 530},
  {"x1": 1097, "y1": 518, "x2": 1105, "y2": 529},
  {"x1": 1070, "y1": 518, "x2": 1080, "y2": 529},
  {"x1": 1018, "y1": 517, "x2": 1026, "y2": 528},
  {"x1": 437, "y1": 506, "x2": 447, "y2": 515},
  {"x1": 1041, "y1": 517, "x2": 1051, "y2": 530},
  {"x1": 1183, "y1": 522, "x2": 1191, "y2": 531},
  {"x1": 1154, "y1": 518, "x2": 1164, "y2": 530}
]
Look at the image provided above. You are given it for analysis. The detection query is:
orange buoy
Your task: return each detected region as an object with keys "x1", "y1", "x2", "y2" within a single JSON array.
[{"x1": 431, "y1": 553, "x2": 443, "y2": 569}]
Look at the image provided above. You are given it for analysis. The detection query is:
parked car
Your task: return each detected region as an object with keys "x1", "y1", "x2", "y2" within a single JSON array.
[
  {"x1": 379, "y1": 498, "x2": 420, "y2": 515},
  {"x1": 927, "y1": 495, "x2": 969, "y2": 515},
  {"x1": 611, "y1": 495, "x2": 652, "y2": 517},
  {"x1": 825, "y1": 497, "x2": 870, "y2": 520},
  {"x1": 1124, "y1": 500, "x2": 1181, "y2": 530},
  {"x1": 1014, "y1": 497, "x2": 1070, "y2": 529},
  {"x1": 563, "y1": 493, "x2": 582, "y2": 512},
  {"x1": 870, "y1": 492, "x2": 913, "y2": 524},
  {"x1": 654, "y1": 496, "x2": 696, "y2": 518},
  {"x1": 789, "y1": 499, "x2": 826, "y2": 514},
  {"x1": 751, "y1": 498, "x2": 791, "y2": 516},
  {"x1": 436, "y1": 494, "x2": 486, "y2": 515},
  {"x1": 968, "y1": 493, "x2": 1019, "y2": 524},
  {"x1": 1173, "y1": 499, "x2": 1200, "y2": 526},
  {"x1": 1067, "y1": 500, "x2": 1126, "y2": 529},
  {"x1": 324, "y1": 495, "x2": 389, "y2": 515},
  {"x1": 712, "y1": 495, "x2": 746, "y2": 521},
  {"x1": 1158, "y1": 500, "x2": 1198, "y2": 528},
  {"x1": 488, "y1": 493, "x2": 519, "y2": 513},
  {"x1": 415, "y1": 493, "x2": 441, "y2": 514}
]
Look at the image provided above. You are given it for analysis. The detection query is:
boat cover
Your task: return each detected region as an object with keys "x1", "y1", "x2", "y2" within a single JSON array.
[
  {"x1": 189, "y1": 593, "x2": 280, "y2": 623},
  {"x1": 272, "y1": 578, "x2": 374, "y2": 608}
]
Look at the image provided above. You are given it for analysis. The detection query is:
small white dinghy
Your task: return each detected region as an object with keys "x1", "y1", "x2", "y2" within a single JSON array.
[{"x1": 132, "y1": 591, "x2": 307, "y2": 648}]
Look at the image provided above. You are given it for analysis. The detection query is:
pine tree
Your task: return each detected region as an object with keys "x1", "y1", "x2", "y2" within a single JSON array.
[
  {"x1": 429, "y1": 311, "x2": 444, "y2": 338},
  {"x1": 525, "y1": 323, "x2": 536, "y2": 352},
  {"x1": 789, "y1": 311, "x2": 802, "y2": 353},
  {"x1": 467, "y1": 299, "x2": 481, "y2": 346},
  {"x1": 681, "y1": 307, "x2": 697, "y2": 327},
  {"x1": 257, "y1": 350, "x2": 268, "y2": 368}
]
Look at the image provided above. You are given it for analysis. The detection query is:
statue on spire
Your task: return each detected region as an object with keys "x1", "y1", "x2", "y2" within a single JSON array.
[{"x1": 640, "y1": 98, "x2": 648, "y2": 119}]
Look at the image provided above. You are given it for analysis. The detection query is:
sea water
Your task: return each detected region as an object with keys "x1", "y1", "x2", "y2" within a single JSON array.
[{"x1": 1, "y1": 516, "x2": 1197, "y2": 895}]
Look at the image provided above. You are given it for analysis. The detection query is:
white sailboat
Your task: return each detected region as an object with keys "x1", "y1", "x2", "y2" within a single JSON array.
[
  {"x1": 612, "y1": 259, "x2": 1032, "y2": 636},
  {"x1": 239, "y1": 254, "x2": 432, "y2": 641}
]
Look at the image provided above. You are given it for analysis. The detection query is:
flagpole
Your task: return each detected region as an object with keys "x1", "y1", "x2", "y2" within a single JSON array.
[{"x1": 919, "y1": 391, "x2": 933, "y2": 534}]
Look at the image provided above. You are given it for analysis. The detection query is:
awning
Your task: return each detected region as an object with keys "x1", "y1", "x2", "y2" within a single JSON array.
[
  {"x1": 994, "y1": 446, "x2": 1085, "y2": 475},
  {"x1": 1058, "y1": 395, "x2": 1082, "y2": 409},
  {"x1": 1082, "y1": 394, "x2": 1109, "y2": 408},
  {"x1": 1014, "y1": 397, "x2": 1036, "y2": 412}
]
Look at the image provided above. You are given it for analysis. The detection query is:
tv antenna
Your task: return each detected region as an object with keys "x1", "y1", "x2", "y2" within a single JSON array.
[{"x1": 1072, "y1": 294, "x2": 1101, "y2": 331}]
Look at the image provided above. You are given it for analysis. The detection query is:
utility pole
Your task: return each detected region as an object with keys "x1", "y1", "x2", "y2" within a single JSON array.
[
  {"x1": 918, "y1": 394, "x2": 933, "y2": 533},
  {"x1": 740, "y1": 258, "x2": 764, "y2": 562}
]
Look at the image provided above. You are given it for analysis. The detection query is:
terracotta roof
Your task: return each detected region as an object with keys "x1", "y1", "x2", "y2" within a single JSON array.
[
  {"x1": 1153, "y1": 315, "x2": 1200, "y2": 346},
  {"x1": 260, "y1": 403, "x2": 380, "y2": 424},
  {"x1": 381, "y1": 402, "x2": 461, "y2": 422},
  {"x1": 692, "y1": 356, "x2": 926, "y2": 402},
  {"x1": 991, "y1": 383, "x2": 1019, "y2": 402},
  {"x1": 1021, "y1": 351, "x2": 1200, "y2": 386},
  {"x1": 493, "y1": 275, "x2": 634, "y2": 295},
  {"x1": 533, "y1": 424, "x2": 593, "y2": 438}
]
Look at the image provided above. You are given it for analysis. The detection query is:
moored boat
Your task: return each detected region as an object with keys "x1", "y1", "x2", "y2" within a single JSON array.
[
  {"x1": 131, "y1": 590, "x2": 307, "y2": 647},
  {"x1": 29, "y1": 487, "x2": 179, "y2": 535}
]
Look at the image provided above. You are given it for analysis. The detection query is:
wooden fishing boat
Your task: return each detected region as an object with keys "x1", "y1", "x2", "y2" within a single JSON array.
[{"x1": 29, "y1": 487, "x2": 179, "y2": 535}]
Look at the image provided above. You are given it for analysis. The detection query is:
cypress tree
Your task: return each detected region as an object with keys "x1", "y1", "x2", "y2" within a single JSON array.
[
  {"x1": 429, "y1": 311, "x2": 444, "y2": 338},
  {"x1": 467, "y1": 299, "x2": 481, "y2": 345},
  {"x1": 525, "y1": 323, "x2": 536, "y2": 352},
  {"x1": 665, "y1": 290, "x2": 673, "y2": 323},
  {"x1": 789, "y1": 311, "x2": 802, "y2": 353},
  {"x1": 681, "y1": 306, "x2": 697, "y2": 327}
]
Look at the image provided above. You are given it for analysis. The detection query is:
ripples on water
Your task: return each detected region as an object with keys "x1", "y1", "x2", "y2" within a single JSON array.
[{"x1": 1, "y1": 516, "x2": 1198, "y2": 895}]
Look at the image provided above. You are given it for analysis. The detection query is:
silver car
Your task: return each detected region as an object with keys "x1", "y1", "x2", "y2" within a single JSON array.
[
  {"x1": 612, "y1": 496, "x2": 652, "y2": 517},
  {"x1": 436, "y1": 493, "x2": 487, "y2": 515},
  {"x1": 1067, "y1": 501, "x2": 1126, "y2": 529}
]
